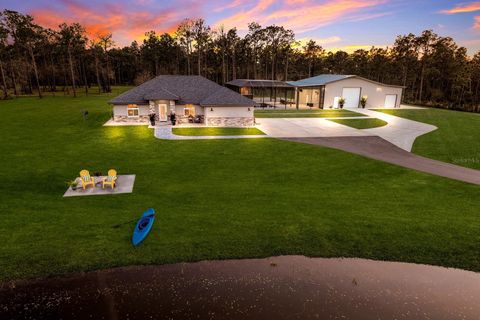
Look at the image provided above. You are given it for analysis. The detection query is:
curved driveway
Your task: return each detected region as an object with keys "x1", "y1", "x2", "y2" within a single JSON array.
[
  {"x1": 358, "y1": 109, "x2": 437, "y2": 151},
  {"x1": 256, "y1": 109, "x2": 437, "y2": 152},
  {"x1": 256, "y1": 117, "x2": 373, "y2": 138},
  {"x1": 284, "y1": 136, "x2": 480, "y2": 185},
  {"x1": 256, "y1": 109, "x2": 480, "y2": 185}
]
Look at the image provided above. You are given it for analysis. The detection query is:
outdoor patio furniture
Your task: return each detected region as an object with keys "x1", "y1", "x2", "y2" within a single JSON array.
[
  {"x1": 102, "y1": 169, "x2": 117, "y2": 189},
  {"x1": 79, "y1": 170, "x2": 95, "y2": 190}
]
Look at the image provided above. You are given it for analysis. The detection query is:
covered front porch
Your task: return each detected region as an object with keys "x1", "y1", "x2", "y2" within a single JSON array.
[
  {"x1": 151, "y1": 101, "x2": 205, "y2": 125},
  {"x1": 107, "y1": 102, "x2": 205, "y2": 126}
]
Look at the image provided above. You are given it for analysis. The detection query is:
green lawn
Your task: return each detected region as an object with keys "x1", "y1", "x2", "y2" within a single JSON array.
[
  {"x1": 0, "y1": 93, "x2": 479, "y2": 281},
  {"x1": 172, "y1": 127, "x2": 265, "y2": 136},
  {"x1": 376, "y1": 108, "x2": 480, "y2": 170},
  {"x1": 328, "y1": 118, "x2": 388, "y2": 129},
  {"x1": 254, "y1": 109, "x2": 363, "y2": 118}
]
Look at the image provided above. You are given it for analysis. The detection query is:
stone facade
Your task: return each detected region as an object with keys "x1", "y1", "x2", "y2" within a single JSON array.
[
  {"x1": 206, "y1": 117, "x2": 255, "y2": 127},
  {"x1": 176, "y1": 115, "x2": 205, "y2": 125},
  {"x1": 113, "y1": 115, "x2": 149, "y2": 123}
]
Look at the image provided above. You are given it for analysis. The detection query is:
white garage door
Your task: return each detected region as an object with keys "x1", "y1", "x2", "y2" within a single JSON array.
[
  {"x1": 384, "y1": 94, "x2": 397, "y2": 108},
  {"x1": 342, "y1": 88, "x2": 361, "y2": 109}
]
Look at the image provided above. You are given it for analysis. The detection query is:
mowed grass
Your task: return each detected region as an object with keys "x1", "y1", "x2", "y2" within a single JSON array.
[
  {"x1": 377, "y1": 108, "x2": 480, "y2": 169},
  {"x1": 0, "y1": 93, "x2": 479, "y2": 281},
  {"x1": 254, "y1": 109, "x2": 363, "y2": 118},
  {"x1": 328, "y1": 118, "x2": 388, "y2": 129},
  {"x1": 172, "y1": 127, "x2": 265, "y2": 136}
]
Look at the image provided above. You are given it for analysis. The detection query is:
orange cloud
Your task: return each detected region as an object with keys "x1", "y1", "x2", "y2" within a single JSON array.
[
  {"x1": 30, "y1": 0, "x2": 198, "y2": 45},
  {"x1": 440, "y1": 2, "x2": 480, "y2": 14},
  {"x1": 215, "y1": 0, "x2": 387, "y2": 33}
]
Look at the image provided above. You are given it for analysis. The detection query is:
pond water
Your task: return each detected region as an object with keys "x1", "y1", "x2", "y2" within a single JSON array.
[{"x1": 1, "y1": 256, "x2": 479, "y2": 319}]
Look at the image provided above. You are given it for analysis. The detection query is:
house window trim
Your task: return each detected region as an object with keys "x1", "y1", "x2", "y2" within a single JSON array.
[{"x1": 127, "y1": 104, "x2": 139, "y2": 118}]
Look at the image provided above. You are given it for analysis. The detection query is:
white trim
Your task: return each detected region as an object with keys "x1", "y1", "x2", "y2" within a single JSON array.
[
  {"x1": 127, "y1": 108, "x2": 139, "y2": 118},
  {"x1": 158, "y1": 104, "x2": 168, "y2": 121}
]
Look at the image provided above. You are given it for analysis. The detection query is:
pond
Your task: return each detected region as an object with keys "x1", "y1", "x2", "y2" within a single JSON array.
[{"x1": 1, "y1": 256, "x2": 479, "y2": 319}]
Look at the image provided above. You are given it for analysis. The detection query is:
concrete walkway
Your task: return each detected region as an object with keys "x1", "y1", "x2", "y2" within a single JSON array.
[
  {"x1": 355, "y1": 109, "x2": 438, "y2": 151},
  {"x1": 283, "y1": 136, "x2": 480, "y2": 185},
  {"x1": 154, "y1": 126, "x2": 267, "y2": 140}
]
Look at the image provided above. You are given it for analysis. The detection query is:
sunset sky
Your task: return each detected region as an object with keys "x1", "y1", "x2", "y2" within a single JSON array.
[{"x1": 1, "y1": 0, "x2": 479, "y2": 54}]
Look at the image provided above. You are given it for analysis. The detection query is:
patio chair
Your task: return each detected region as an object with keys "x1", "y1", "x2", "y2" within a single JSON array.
[
  {"x1": 102, "y1": 169, "x2": 117, "y2": 189},
  {"x1": 79, "y1": 170, "x2": 95, "y2": 190}
]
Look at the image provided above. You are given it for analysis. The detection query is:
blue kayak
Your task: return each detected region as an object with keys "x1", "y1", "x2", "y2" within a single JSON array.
[{"x1": 132, "y1": 208, "x2": 155, "y2": 246}]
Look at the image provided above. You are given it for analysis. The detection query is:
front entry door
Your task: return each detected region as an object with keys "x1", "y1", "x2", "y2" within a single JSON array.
[{"x1": 158, "y1": 104, "x2": 167, "y2": 121}]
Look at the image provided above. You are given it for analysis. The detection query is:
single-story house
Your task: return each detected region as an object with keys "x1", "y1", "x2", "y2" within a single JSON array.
[
  {"x1": 288, "y1": 75, "x2": 405, "y2": 109},
  {"x1": 109, "y1": 75, "x2": 255, "y2": 126}
]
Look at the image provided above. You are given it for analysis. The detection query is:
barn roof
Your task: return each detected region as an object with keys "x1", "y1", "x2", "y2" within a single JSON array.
[{"x1": 288, "y1": 74, "x2": 405, "y2": 88}]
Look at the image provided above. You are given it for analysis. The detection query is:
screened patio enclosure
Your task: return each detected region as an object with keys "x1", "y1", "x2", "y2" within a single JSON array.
[{"x1": 226, "y1": 79, "x2": 296, "y2": 109}]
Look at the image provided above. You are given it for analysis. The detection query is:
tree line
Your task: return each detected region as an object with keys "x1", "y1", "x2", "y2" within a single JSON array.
[{"x1": 1, "y1": 9, "x2": 479, "y2": 112}]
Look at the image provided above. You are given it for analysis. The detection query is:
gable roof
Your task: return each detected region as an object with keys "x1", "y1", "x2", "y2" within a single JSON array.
[
  {"x1": 109, "y1": 75, "x2": 255, "y2": 106},
  {"x1": 288, "y1": 74, "x2": 405, "y2": 88},
  {"x1": 226, "y1": 79, "x2": 294, "y2": 88}
]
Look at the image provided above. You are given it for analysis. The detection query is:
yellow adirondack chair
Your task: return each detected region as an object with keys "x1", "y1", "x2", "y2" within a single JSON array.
[
  {"x1": 102, "y1": 169, "x2": 117, "y2": 189},
  {"x1": 79, "y1": 170, "x2": 95, "y2": 190}
]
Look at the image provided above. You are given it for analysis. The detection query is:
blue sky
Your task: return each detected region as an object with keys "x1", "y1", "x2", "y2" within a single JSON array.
[{"x1": 1, "y1": 0, "x2": 479, "y2": 54}]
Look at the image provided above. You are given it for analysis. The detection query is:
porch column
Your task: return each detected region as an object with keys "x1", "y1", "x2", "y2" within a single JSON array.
[{"x1": 295, "y1": 87, "x2": 299, "y2": 110}]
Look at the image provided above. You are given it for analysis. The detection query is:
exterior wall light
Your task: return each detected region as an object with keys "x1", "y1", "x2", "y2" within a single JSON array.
[
  {"x1": 210, "y1": 107, "x2": 214, "y2": 111},
  {"x1": 248, "y1": 107, "x2": 251, "y2": 111}
]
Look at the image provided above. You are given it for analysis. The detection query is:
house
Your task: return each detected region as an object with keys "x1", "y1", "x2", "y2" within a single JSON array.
[
  {"x1": 109, "y1": 75, "x2": 255, "y2": 126},
  {"x1": 229, "y1": 74, "x2": 404, "y2": 109},
  {"x1": 288, "y1": 75, "x2": 404, "y2": 109}
]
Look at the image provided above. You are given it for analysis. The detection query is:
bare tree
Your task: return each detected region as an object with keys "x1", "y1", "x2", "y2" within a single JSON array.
[
  {"x1": 176, "y1": 19, "x2": 195, "y2": 75},
  {"x1": 2, "y1": 10, "x2": 43, "y2": 98},
  {"x1": 98, "y1": 33, "x2": 114, "y2": 92},
  {"x1": 58, "y1": 23, "x2": 86, "y2": 97},
  {"x1": 0, "y1": 16, "x2": 9, "y2": 99}
]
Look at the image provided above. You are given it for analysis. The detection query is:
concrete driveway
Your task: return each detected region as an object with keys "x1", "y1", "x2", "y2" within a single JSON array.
[
  {"x1": 255, "y1": 109, "x2": 437, "y2": 152},
  {"x1": 256, "y1": 118, "x2": 373, "y2": 138},
  {"x1": 358, "y1": 109, "x2": 437, "y2": 151},
  {"x1": 284, "y1": 136, "x2": 480, "y2": 185}
]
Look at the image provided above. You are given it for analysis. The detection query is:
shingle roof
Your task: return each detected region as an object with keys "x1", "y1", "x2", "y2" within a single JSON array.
[
  {"x1": 110, "y1": 75, "x2": 255, "y2": 106},
  {"x1": 144, "y1": 87, "x2": 179, "y2": 100},
  {"x1": 226, "y1": 79, "x2": 294, "y2": 88},
  {"x1": 200, "y1": 86, "x2": 256, "y2": 105},
  {"x1": 287, "y1": 74, "x2": 354, "y2": 87}
]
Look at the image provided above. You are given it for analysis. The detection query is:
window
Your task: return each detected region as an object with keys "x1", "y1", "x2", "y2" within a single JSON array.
[
  {"x1": 127, "y1": 104, "x2": 139, "y2": 117},
  {"x1": 240, "y1": 87, "x2": 251, "y2": 95},
  {"x1": 184, "y1": 104, "x2": 195, "y2": 117}
]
